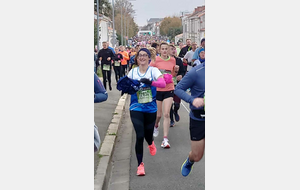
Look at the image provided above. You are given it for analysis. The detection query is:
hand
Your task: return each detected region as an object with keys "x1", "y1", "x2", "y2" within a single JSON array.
[
  {"x1": 176, "y1": 75, "x2": 182, "y2": 81},
  {"x1": 192, "y1": 98, "x2": 205, "y2": 108},
  {"x1": 140, "y1": 78, "x2": 152, "y2": 85},
  {"x1": 107, "y1": 57, "x2": 111, "y2": 61},
  {"x1": 174, "y1": 65, "x2": 179, "y2": 72}
]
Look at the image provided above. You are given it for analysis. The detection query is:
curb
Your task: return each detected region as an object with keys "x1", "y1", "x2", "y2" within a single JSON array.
[{"x1": 94, "y1": 93, "x2": 128, "y2": 190}]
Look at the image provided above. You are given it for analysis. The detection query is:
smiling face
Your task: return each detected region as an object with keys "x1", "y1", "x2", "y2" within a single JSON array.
[{"x1": 137, "y1": 51, "x2": 150, "y2": 66}]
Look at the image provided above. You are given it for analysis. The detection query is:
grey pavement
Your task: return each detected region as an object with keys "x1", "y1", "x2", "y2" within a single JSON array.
[
  {"x1": 107, "y1": 99, "x2": 132, "y2": 190},
  {"x1": 94, "y1": 71, "x2": 122, "y2": 175},
  {"x1": 107, "y1": 99, "x2": 205, "y2": 190}
]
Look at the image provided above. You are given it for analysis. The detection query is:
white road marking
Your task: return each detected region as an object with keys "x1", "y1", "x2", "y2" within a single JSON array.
[{"x1": 181, "y1": 102, "x2": 190, "y2": 114}]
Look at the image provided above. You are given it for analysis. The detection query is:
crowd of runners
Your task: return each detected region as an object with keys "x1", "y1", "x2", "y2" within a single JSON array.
[{"x1": 94, "y1": 37, "x2": 205, "y2": 177}]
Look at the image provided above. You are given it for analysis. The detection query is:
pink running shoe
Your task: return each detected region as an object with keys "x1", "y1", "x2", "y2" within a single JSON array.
[
  {"x1": 136, "y1": 162, "x2": 145, "y2": 176},
  {"x1": 148, "y1": 141, "x2": 157, "y2": 156}
]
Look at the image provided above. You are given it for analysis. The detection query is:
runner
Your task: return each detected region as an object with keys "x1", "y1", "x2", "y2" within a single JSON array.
[
  {"x1": 168, "y1": 44, "x2": 185, "y2": 127},
  {"x1": 129, "y1": 45, "x2": 141, "y2": 70},
  {"x1": 120, "y1": 48, "x2": 167, "y2": 176},
  {"x1": 174, "y1": 63, "x2": 205, "y2": 177},
  {"x1": 94, "y1": 72, "x2": 108, "y2": 152},
  {"x1": 151, "y1": 42, "x2": 160, "y2": 56},
  {"x1": 193, "y1": 48, "x2": 205, "y2": 67},
  {"x1": 178, "y1": 39, "x2": 192, "y2": 58},
  {"x1": 192, "y1": 38, "x2": 205, "y2": 63},
  {"x1": 183, "y1": 42, "x2": 198, "y2": 72},
  {"x1": 97, "y1": 41, "x2": 115, "y2": 90},
  {"x1": 113, "y1": 47, "x2": 123, "y2": 83},
  {"x1": 150, "y1": 42, "x2": 179, "y2": 148},
  {"x1": 119, "y1": 46, "x2": 130, "y2": 77}
]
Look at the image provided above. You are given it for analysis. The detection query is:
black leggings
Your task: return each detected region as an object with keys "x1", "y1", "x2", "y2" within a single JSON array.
[
  {"x1": 121, "y1": 65, "x2": 127, "y2": 77},
  {"x1": 113, "y1": 66, "x2": 121, "y2": 82},
  {"x1": 101, "y1": 68, "x2": 111, "y2": 90},
  {"x1": 130, "y1": 111, "x2": 156, "y2": 165}
]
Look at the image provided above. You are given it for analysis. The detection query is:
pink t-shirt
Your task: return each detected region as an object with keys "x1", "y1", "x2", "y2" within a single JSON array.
[{"x1": 150, "y1": 56, "x2": 176, "y2": 91}]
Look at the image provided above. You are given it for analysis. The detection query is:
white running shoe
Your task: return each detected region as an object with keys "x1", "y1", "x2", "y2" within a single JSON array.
[
  {"x1": 153, "y1": 127, "x2": 159, "y2": 137},
  {"x1": 161, "y1": 139, "x2": 170, "y2": 148}
]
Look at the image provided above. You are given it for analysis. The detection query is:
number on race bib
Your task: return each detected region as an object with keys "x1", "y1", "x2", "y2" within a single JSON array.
[
  {"x1": 137, "y1": 87, "x2": 152, "y2": 103},
  {"x1": 114, "y1": 61, "x2": 120, "y2": 67},
  {"x1": 103, "y1": 64, "x2": 110, "y2": 71}
]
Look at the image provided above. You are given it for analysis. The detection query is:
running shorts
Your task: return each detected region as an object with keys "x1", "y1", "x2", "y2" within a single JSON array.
[
  {"x1": 156, "y1": 90, "x2": 174, "y2": 101},
  {"x1": 189, "y1": 118, "x2": 205, "y2": 141}
]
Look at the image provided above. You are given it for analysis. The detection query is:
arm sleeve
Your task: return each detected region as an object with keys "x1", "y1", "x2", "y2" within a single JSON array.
[
  {"x1": 97, "y1": 50, "x2": 101, "y2": 60},
  {"x1": 174, "y1": 69, "x2": 196, "y2": 104},
  {"x1": 123, "y1": 52, "x2": 129, "y2": 60},
  {"x1": 94, "y1": 73, "x2": 108, "y2": 103},
  {"x1": 176, "y1": 58, "x2": 185, "y2": 77},
  {"x1": 178, "y1": 48, "x2": 185, "y2": 58}
]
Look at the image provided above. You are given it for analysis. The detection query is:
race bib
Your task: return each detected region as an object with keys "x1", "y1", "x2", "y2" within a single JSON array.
[
  {"x1": 103, "y1": 64, "x2": 110, "y2": 71},
  {"x1": 173, "y1": 77, "x2": 177, "y2": 85},
  {"x1": 137, "y1": 87, "x2": 152, "y2": 104},
  {"x1": 114, "y1": 61, "x2": 120, "y2": 67}
]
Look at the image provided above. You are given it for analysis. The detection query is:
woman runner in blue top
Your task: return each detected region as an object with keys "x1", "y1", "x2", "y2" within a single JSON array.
[{"x1": 126, "y1": 48, "x2": 167, "y2": 176}]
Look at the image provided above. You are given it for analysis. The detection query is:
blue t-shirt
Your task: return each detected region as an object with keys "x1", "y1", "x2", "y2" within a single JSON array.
[{"x1": 128, "y1": 66, "x2": 162, "y2": 113}]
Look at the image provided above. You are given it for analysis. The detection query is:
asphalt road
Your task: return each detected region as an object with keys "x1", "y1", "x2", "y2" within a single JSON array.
[{"x1": 129, "y1": 100, "x2": 205, "y2": 190}]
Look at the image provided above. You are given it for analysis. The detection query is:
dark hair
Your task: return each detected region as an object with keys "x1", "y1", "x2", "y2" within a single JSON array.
[
  {"x1": 201, "y1": 38, "x2": 205, "y2": 43},
  {"x1": 151, "y1": 42, "x2": 159, "y2": 48}
]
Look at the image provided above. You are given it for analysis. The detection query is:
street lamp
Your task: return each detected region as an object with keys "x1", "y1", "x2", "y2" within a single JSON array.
[
  {"x1": 112, "y1": 0, "x2": 116, "y2": 47},
  {"x1": 97, "y1": 0, "x2": 100, "y2": 51}
]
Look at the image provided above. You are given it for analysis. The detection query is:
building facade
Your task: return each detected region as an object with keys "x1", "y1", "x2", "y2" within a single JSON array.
[
  {"x1": 94, "y1": 12, "x2": 117, "y2": 49},
  {"x1": 182, "y1": 6, "x2": 205, "y2": 46}
]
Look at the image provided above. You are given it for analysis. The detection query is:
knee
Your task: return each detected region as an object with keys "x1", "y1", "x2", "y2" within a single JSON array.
[
  {"x1": 163, "y1": 112, "x2": 170, "y2": 118},
  {"x1": 136, "y1": 135, "x2": 144, "y2": 143},
  {"x1": 156, "y1": 113, "x2": 162, "y2": 119}
]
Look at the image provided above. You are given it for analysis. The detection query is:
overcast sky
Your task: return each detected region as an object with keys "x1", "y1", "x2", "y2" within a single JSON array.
[{"x1": 110, "y1": 0, "x2": 205, "y2": 27}]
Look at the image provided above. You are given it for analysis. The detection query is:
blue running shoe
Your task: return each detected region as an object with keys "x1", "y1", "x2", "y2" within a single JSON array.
[
  {"x1": 181, "y1": 157, "x2": 194, "y2": 177},
  {"x1": 170, "y1": 120, "x2": 175, "y2": 127}
]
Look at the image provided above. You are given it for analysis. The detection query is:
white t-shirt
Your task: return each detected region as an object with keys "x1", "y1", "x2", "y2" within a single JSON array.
[
  {"x1": 127, "y1": 66, "x2": 162, "y2": 113},
  {"x1": 184, "y1": 50, "x2": 196, "y2": 72},
  {"x1": 128, "y1": 66, "x2": 162, "y2": 82}
]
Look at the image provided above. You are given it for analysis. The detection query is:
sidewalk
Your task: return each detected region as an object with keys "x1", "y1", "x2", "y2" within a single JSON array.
[{"x1": 94, "y1": 73, "x2": 122, "y2": 175}]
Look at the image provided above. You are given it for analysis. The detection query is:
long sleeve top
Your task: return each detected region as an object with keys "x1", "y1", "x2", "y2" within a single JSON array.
[
  {"x1": 94, "y1": 73, "x2": 108, "y2": 103},
  {"x1": 175, "y1": 63, "x2": 205, "y2": 121}
]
